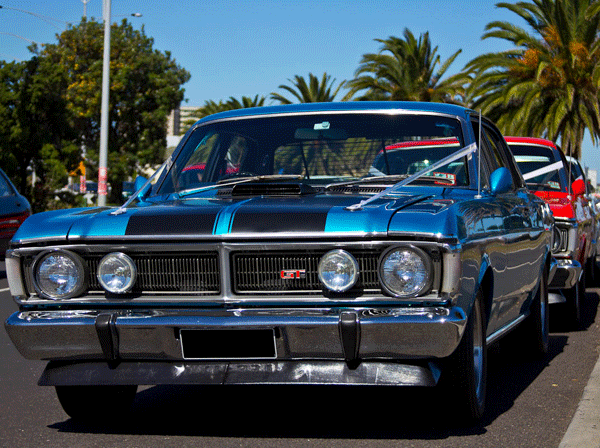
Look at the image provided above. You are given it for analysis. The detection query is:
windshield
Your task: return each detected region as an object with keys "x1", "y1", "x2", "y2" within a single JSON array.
[
  {"x1": 509, "y1": 144, "x2": 566, "y2": 192},
  {"x1": 157, "y1": 113, "x2": 467, "y2": 195}
]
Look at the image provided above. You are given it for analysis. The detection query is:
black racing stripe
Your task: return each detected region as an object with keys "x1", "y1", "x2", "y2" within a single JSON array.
[
  {"x1": 126, "y1": 210, "x2": 218, "y2": 235},
  {"x1": 231, "y1": 210, "x2": 328, "y2": 233},
  {"x1": 230, "y1": 198, "x2": 336, "y2": 233}
]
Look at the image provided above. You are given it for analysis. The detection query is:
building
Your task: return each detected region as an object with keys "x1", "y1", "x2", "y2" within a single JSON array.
[{"x1": 166, "y1": 106, "x2": 200, "y2": 148}]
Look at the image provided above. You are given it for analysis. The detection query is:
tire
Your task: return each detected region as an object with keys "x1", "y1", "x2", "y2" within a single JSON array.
[
  {"x1": 585, "y1": 255, "x2": 596, "y2": 287},
  {"x1": 442, "y1": 290, "x2": 487, "y2": 422},
  {"x1": 55, "y1": 385, "x2": 138, "y2": 422},
  {"x1": 564, "y1": 268, "x2": 585, "y2": 329},
  {"x1": 520, "y1": 266, "x2": 549, "y2": 355}
]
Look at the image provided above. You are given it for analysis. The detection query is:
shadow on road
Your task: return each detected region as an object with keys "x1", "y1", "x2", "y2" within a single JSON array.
[{"x1": 46, "y1": 308, "x2": 584, "y2": 439}]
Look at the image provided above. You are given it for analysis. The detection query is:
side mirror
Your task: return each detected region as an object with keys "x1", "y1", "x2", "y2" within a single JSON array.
[
  {"x1": 134, "y1": 176, "x2": 150, "y2": 200},
  {"x1": 490, "y1": 167, "x2": 513, "y2": 195},
  {"x1": 571, "y1": 178, "x2": 585, "y2": 196}
]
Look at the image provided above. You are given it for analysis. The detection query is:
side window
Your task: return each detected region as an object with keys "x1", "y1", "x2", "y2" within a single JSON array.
[
  {"x1": 0, "y1": 173, "x2": 13, "y2": 197},
  {"x1": 482, "y1": 127, "x2": 505, "y2": 170},
  {"x1": 482, "y1": 124, "x2": 523, "y2": 190},
  {"x1": 483, "y1": 125, "x2": 525, "y2": 187}
]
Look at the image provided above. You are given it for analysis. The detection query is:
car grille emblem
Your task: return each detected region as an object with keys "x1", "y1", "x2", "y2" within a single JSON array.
[{"x1": 281, "y1": 269, "x2": 306, "y2": 279}]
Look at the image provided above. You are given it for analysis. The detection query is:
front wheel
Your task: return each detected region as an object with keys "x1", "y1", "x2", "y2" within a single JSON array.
[
  {"x1": 441, "y1": 290, "x2": 487, "y2": 421},
  {"x1": 55, "y1": 385, "x2": 138, "y2": 422}
]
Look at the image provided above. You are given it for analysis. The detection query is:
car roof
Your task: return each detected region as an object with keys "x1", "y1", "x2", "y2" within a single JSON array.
[
  {"x1": 193, "y1": 101, "x2": 475, "y2": 126},
  {"x1": 504, "y1": 136, "x2": 557, "y2": 149}
]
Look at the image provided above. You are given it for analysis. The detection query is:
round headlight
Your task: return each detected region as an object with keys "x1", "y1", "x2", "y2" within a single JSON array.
[
  {"x1": 318, "y1": 249, "x2": 359, "y2": 292},
  {"x1": 97, "y1": 252, "x2": 137, "y2": 293},
  {"x1": 379, "y1": 246, "x2": 432, "y2": 297},
  {"x1": 552, "y1": 227, "x2": 562, "y2": 253},
  {"x1": 34, "y1": 250, "x2": 86, "y2": 299}
]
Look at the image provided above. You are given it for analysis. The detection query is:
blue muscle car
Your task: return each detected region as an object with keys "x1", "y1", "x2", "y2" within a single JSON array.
[{"x1": 4, "y1": 102, "x2": 553, "y2": 422}]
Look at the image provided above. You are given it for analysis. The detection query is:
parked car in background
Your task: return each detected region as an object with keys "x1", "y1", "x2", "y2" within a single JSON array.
[
  {"x1": 5, "y1": 102, "x2": 553, "y2": 422},
  {"x1": 0, "y1": 168, "x2": 31, "y2": 257},
  {"x1": 566, "y1": 155, "x2": 599, "y2": 284},
  {"x1": 506, "y1": 137, "x2": 594, "y2": 326},
  {"x1": 121, "y1": 181, "x2": 135, "y2": 200}
]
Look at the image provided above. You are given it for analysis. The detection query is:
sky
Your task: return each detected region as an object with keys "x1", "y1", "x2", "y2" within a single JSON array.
[{"x1": 1, "y1": 0, "x2": 599, "y2": 179}]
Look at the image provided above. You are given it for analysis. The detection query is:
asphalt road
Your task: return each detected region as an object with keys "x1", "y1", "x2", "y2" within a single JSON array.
[{"x1": 1, "y1": 260, "x2": 599, "y2": 448}]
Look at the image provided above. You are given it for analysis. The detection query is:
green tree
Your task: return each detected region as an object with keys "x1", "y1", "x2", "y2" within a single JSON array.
[
  {"x1": 270, "y1": 72, "x2": 348, "y2": 103},
  {"x1": 40, "y1": 18, "x2": 190, "y2": 202},
  {"x1": 466, "y1": 0, "x2": 600, "y2": 159},
  {"x1": 0, "y1": 57, "x2": 79, "y2": 211},
  {"x1": 346, "y1": 29, "x2": 466, "y2": 103}
]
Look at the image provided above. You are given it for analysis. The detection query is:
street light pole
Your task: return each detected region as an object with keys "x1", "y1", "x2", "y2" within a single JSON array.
[
  {"x1": 98, "y1": 0, "x2": 111, "y2": 206},
  {"x1": 82, "y1": 0, "x2": 90, "y2": 18}
]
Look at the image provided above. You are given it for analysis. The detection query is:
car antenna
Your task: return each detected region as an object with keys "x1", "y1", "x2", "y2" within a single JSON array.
[
  {"x1": 475, "y1": 109, "x2": 482, "y2": 199},
  {"x1": 567, "y1": 142, "x2": 573, "y2": 197}
]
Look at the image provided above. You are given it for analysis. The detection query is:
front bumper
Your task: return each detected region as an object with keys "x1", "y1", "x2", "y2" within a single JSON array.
[
  {"x1": 5, "y1": 306, "x2": 466, "y2": 365},
  {"x1": 549, "y1": 259, "x2": 582, "y2": 290}
]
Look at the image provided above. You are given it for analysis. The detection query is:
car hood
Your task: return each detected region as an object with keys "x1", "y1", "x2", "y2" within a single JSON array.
[{"x1": 12, "y1": 191, "x2": 447, "y2": 244}]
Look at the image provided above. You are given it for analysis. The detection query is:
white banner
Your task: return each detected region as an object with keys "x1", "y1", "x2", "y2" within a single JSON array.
[{"x1": 522, "y1": 161, "x2": 564, "y2": 181}]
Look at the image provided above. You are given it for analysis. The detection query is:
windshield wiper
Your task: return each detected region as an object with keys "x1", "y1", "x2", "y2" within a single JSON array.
[
  {"x1": 326, "y1": 174, "x2": 454, "y2": 190},
  {"x1": 178, "y1": 174, "x2": 304, "y2": 197}
]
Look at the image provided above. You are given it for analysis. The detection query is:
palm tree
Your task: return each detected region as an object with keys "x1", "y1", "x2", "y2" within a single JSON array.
[
  {"x1": 466, "y1": 0, "x2": 600, "y2": 159},
  {"x1": 183, "y1": 95, "x2": 266, "y2": 131},
  {"x1": 270, "y1": 72, "x2": 348, "y2": 104},
  {"x1": 226, "y1": 94, "x2": 266, "y2": 109},
  {"x1": 345, "y1": 29, "x2": 467, "y2": 104}
]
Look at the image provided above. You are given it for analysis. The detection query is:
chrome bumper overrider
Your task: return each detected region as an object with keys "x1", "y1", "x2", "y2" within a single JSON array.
[
  {"x1": 549, "y1": 259, "x2": 582, "y2": 290},
  {"x1": 5, "y1": 306, "x2": 466, "y2": 366}
]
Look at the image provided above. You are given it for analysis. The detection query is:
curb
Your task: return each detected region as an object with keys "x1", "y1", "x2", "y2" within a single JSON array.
[{"x1": 559, "y1": 348, "x2": 600, "y2": 447}]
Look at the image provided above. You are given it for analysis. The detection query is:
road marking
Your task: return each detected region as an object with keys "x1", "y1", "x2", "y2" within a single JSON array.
[{"x1": 0, "y1": 288, "x2": 10, "y2": 293}]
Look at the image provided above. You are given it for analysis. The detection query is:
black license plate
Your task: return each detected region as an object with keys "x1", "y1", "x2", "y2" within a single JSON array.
[{"x1": 180, "y1": 329, "x2": 277, "y2": 359}]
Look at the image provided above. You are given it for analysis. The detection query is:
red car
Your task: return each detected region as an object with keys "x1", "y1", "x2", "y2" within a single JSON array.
[
  {"x1": 0, "y1": 168, "x2": 31, "y2": 257},
  {"x1": 507, "y1": 137, "x2": 595, "y2": 326}
]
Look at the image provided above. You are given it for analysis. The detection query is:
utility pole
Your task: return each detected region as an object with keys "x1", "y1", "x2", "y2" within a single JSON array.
[{"x1": 98, "y1": 0, "x2": 110, "y2": 206}]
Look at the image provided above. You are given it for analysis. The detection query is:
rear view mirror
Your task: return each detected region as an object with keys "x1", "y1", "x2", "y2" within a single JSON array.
[{"x1": 294, "y1": 128, "x2": 348, "y2": 140}]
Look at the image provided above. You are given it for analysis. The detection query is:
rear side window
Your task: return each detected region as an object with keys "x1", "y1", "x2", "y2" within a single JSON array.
[{"x1": 0, "y1": 173, "x2": 14, "y2": 197}]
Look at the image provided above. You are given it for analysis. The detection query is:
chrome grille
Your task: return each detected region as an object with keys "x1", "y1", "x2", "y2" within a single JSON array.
[
  {"x1": 232, "y1": 250, "x2": 380, "y2": 294},
  {"x1": 88, "y1": 253, "x2": 220, "y2": 294}
]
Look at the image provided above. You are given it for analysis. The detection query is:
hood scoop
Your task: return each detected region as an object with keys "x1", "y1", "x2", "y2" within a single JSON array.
[
  {"x1": 326, "y1": 184, "x2": 389, "y2": 195},
  {"x1": 220, "y1": 182, "x2": 318, "y2": 197}
]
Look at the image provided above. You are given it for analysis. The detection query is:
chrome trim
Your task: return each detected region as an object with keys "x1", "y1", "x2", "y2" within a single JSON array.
[
  {"x1": 486, "y1": 314, "x2": 526, "y2": 346},
  {"x1": 194, "y1": 108, "x2": 466, "y2": 127},
  {"x1": 9, "y1": 240, "x2": 456, "y2": 256},
  {"x1": 5, "y1": 305, "x2": 467, "y2": 361},
  {"x1": 9, "y1": 240, "x2": 452, "y2": 305},
  {"x1": 549, "y1": 259, "x2": 582, "y2": 290},
  {"x1": 64, "y1": 231, "x2": 390, "y2": 242}
]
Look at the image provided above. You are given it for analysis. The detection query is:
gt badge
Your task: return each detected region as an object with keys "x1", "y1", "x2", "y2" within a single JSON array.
[{"x1": 281, "y1": 269, "x2": 306, "y2": 279}]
